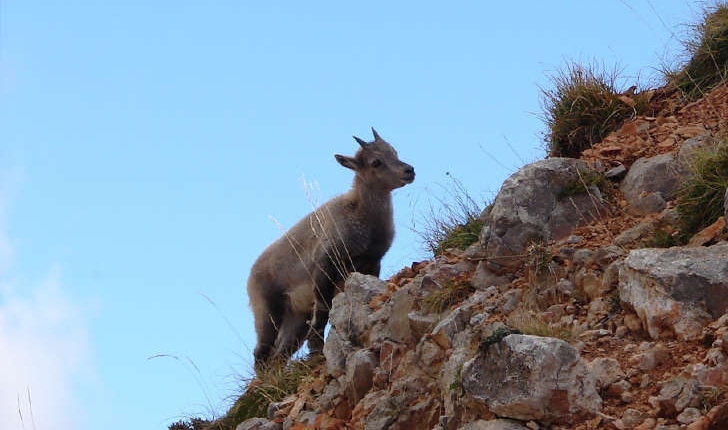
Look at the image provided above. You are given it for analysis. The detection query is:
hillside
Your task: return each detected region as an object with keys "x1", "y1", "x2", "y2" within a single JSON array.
[{"x1": 175, "y1": 6, "x2": 728, "y2": 430}]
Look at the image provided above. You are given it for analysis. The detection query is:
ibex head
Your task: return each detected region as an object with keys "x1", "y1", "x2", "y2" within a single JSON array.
[{"x1": 335, "y1": 128, "x2": 415, "y2": 190}]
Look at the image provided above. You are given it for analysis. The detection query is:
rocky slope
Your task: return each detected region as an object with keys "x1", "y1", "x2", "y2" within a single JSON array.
[{"x1": 235, "y1": 82, "x2": 728, "y2": 430}]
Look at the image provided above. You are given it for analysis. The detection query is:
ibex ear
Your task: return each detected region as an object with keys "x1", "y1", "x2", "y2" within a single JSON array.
[{"x1": 335, "y1": 154, "x2": 360, "y2": 171}]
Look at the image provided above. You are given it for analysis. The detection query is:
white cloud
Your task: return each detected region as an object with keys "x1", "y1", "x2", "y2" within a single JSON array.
[
  {"x1": 0, "y1": 267, "x2": 93, "y2": 430},
  {"x1": 0, "y1": 172, "x2": 94, "y2": 430}
]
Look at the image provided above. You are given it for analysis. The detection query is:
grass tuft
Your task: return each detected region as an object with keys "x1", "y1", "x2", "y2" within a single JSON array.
[
  {"x1": 415, "y1": 174, "x2": 485, "y2": 256},
  {"x1": 556, "y1": 169, "x2": 611, "y2": 201},
  {"x1": 540, "y1": 61, "x2": 650, "y2": 158},
  {"x1": 667, "y1": 3, "x2": 728, "y2": 102},
  {"x1": 424, "y1": 277, "x2": 476, "y2": 314},
  {"x1": 479, "y1": 327, "x2": 523, "y2": 351},
  {"x1": 169, "y1": 358, "x2": 315, "y2": 430},
  {"x1": 507, "y1": 310, "x2": 579, "y2": 342},
  {"x1": 676, "y1": 141, "x2": 728, "y2": 242},
  {"x1": 644, "y1": 228, "x2": 679, "y2": 248}
]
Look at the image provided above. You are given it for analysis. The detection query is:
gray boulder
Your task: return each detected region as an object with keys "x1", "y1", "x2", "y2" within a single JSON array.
[
  {"x1": 621, "y1": 153, "x2": 681, "y2": 215},
  {"x1": 461, "y1": 334, "x2": 601, "y2": 423},
  {"x1": 458, "y1": 419, "x2": 529, "y2": 430},
  {"x1": 234, "y1": 417, "x2": 280, "y2": 430},
  {"x1": 588, "y1": 357, "x2": 626, "y2": 390},
  {"x1": 481, "y1": 158, "x2": 606, "y2": 273},
  {"x1": 619, "y1": 242, "x2": 728, "y2": 340}
]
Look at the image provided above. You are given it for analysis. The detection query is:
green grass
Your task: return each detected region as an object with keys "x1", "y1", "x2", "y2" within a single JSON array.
[
  {"x1": 479, "y1": 327, "x2": 523, "y2": 351},
  {"x1": 169, "y1": 358, "x2": 315, "y2": 430},
  {"x1": 676, "y1": 141, "x2": 728, "y2": 242},
  {"x1": 506, "y1": 311, "x2": 578, "y2": 342},
  {"x1": 644, "y1": 228, "x2": 679, "y2": 248},
  {"x1": 556, "y1": 169, "x2": 611, "y2": 201},
  {"x1": 666, "y1": 3, "x2": 728, "y2": 102},
  {"x1": 540, "y1": 61, "x2": 650, "y2": 158},
  {"x1": 416, "y1": 174, "x2": 486, "y2": 256},
  {"x1": 423, "y1": 278, "x2": 476, "y2": 314}
]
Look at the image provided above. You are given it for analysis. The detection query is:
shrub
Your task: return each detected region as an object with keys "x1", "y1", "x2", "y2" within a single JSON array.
[
  {"x1": 540, "y1": 62, "x2": 649, "y2": 158},
  {"x1": 667, "y1": 3, "x2": 728, "y2": 101},
  {"x1": 676, "y1": 142, "x2": 728, "y2": 242}
]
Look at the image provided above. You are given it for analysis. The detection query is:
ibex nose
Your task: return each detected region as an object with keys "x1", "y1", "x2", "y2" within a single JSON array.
[{"x1": 402, "y1": 164, "x2": 415, "y2": 183}]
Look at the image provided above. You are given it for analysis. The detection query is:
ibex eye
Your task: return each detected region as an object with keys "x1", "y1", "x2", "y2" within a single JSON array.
[{"x1": 371, "y1": 159, "x2": 382, "y2": 168}]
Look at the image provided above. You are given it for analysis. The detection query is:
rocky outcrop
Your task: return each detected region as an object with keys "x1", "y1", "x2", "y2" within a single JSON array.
[
  {"x1": 223, "y1": 82, "x2": 728, "y2": 430},
  {"x1": 481, "y1": 158, "x2": 606, "y2": 273},
  {"x1": 619, "y1": 242, "x2": 728, "y2": 340}
]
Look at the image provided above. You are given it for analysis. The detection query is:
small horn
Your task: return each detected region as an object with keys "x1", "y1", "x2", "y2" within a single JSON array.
[
  {"x1": 371, "y1": 127, "x2": 382, "y2": 141},
  {"x1": 353, "y1": 135, "x2": 368, "y2": 147}
]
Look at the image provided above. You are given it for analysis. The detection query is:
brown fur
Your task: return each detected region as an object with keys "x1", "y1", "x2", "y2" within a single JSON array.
[{"x1": 247, "y1": 129, "x2": 415, "y2": 365}]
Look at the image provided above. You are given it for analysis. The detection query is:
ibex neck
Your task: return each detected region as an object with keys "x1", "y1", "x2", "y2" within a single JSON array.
[{"x1": 351, "y1": 177, "x2": 393, "y2": 215}]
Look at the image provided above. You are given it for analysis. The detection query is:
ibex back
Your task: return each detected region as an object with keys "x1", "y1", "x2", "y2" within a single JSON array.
[{"x1": 247, "y1": 128, "x2": 415, "y2": 366}]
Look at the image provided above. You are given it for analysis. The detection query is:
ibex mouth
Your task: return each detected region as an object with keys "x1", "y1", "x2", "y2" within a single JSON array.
[{"x1": 402, "y1": 173, "x2": 416, "y2": 183}]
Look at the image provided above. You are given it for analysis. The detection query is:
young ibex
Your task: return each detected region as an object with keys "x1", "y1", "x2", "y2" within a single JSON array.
[{"x1": 247, "y1": 128, "x2": 415, "y2": 365}]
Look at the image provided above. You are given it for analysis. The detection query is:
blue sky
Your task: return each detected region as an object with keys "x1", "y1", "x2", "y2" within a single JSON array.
[{"x1": 0, "y1": 1, "x2": 699, "y2": 428}]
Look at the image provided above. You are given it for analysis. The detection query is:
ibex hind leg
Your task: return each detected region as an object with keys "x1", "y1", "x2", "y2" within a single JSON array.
[
  {"x1": 272, "y1": 309, "x2": 310, "y2": 360},
  {"x1": 306, "y1": 298, "x2": 329, "y2": 355},
  {"x1": 306, "y1": 273, "x2": 342, "y2": 355},
  {"x1": 251, "y1": 288, "x2": 283, "y2": 366}
]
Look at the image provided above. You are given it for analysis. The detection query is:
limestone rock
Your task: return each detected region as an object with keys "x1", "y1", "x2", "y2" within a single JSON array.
[
  {"x1": 605, "y1": 163, "x2": 627, "y2": 180},
  {"x1": 687, "y1": 216, "x2": 726, "y2": 246},
  {"x1": 408, "y1": 312, "x2": 437, "y2": 339},
  {"x1": 649, "y1": 377, "x2": 701, "y2": 417},
  {"x1": 461, "y1": 334, "x2": 601, "y2": 423},
  {"x1": 615, "y1": 408, "x2": 648, "y2": 430},
  {"x1": 234, "y1": 418, "x2": 280, "y2": 430},
  {"x1": 323, "y1": 327, "x2": 355, "y2": 377},
  {"x1": 614, "y1": 221, "x2": 656, "y2": 246},
  {"x1": 619, "y1": 243, "x2": 728, "y2": 340},
  {"x1": 441, "y1": 347, "x2": 472, "y2": 418},
  {"x1": 430, "y1": 307, "x2": 469, "y2": 350},
  {"x1": 359, "y1": 391, "x2": 398, "y2": 430},
  {"x1": 458, "y1": 419, "x2": 530, "y2": 430},
  {"x1": 621, "y1": 153, "x2": 681, "y2": 215},
  {"x1": 368, "y1": 286, "x2": 414, "y2": 346},
  {"x1": 344, "y1": 349, "x2": 377, "y2": 403},
  {"x1": 589, "y1": 357, "x2": 626, "y2": 389},
  {"x1": 471, "y1": 261, "x2": 511, "y2": 289},
  {"x1": 481, "y1": 158, "x2": 606, "y2": 273},
  {"x1": 329, "y1": 273, "x2": 388, "y2": 346},
  {"x1": 677, "y1": 407, "x2": 702, "y2": 425}
]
